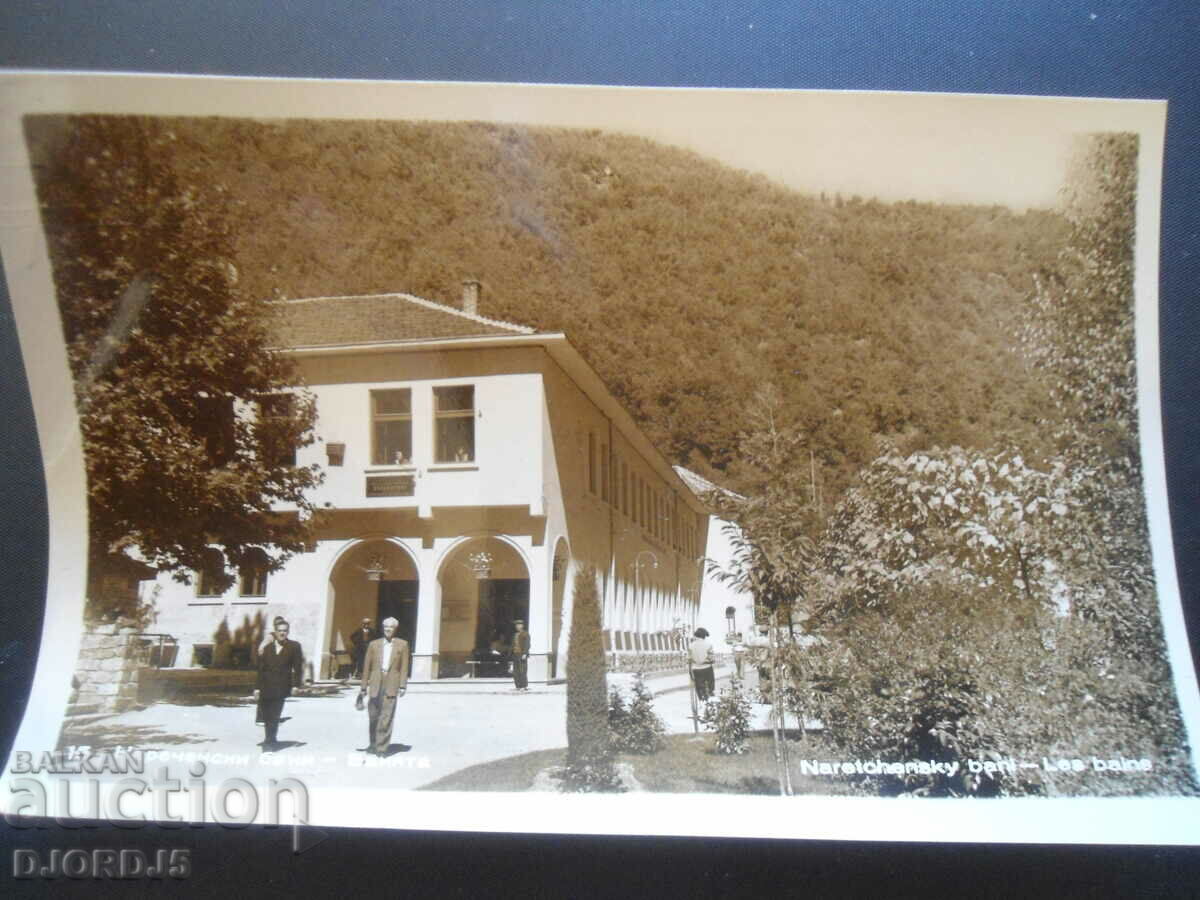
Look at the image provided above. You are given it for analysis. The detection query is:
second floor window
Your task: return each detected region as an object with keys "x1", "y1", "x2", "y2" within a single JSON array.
[
  {"x1": 196, "y1": 548, "x2": 227, "y2": 598},
  {"x1": 257, "y1": 394, "x2": 296, "y2": 467},
  {"x1": 196, "y1": 394, "x2": 235, "y2": 467},
  {"x1": 434, "y1": 385, "x2": 475, "y2": 463},
  {"x1": 372, "y1": 389, "x2": 412, "y2": 465},
  {"x1": 238, "y1": 548, "x2": 270, "y2": 597}
]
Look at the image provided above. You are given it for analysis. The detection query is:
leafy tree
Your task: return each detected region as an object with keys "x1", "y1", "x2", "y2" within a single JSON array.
[
  {"x1": 1023, "y1": 133, "x2": 1159, "y2": 653},
  {"x1": 707, "y1": 387, "x2": 820, "y2": 619},
  {"x1": 25, "y1": 115, "x2": 323, "y2": 614},
  {"x1": 705, "y1": 387, "x2": 821, "y2": 795},
  {"x1": 817, "y1": 445, "x2": 1077, "y2": 621}
]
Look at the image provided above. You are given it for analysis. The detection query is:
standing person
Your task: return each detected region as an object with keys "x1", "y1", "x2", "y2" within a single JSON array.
[
  {"x1": 255, "y1": 619, "x2": 304, "y2": 750},
  {"x1": 732, "y1": 632, "x2": 748, "y2": 680},
  {"x1": 511, "y1": 619, "x2": 531, "y2": 692},
  {"x1": 349, "y1": 617, "x2": 375, "y2": 679},
  {"x1": 357, "y1": 616, "x2": 409, "y2": 755},
  {"x1": 747, "y1": 625, "x2": 772, "y2": 700},
  {"x1": 689, "y1": 627, "x2": 716, "y2": 702}
]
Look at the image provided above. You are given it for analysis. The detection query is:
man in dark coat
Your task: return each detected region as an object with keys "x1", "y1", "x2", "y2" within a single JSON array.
[
  {"x1": 255, "y1": 619, "x2": 304, "y2": 750},
  {"x1": 357, "y1": 616, "x2": 409, "y2": 755},
  {"x1": 511, "y1": 619, "x2": 531, "y2": 692},
  {"x1": 349, "y1": 617, "x2": 375, "y2": 679}
]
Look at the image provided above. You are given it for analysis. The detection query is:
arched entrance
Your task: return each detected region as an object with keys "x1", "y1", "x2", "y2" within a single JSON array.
[
  {"x1": 327, "y1": 539, "x2": 419, "y2": 678},
  {"x1": 437, "y1": 537, "x2": 530, "y2": 678}
]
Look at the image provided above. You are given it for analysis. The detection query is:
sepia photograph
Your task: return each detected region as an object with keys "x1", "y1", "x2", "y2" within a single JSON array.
[{"x1": 0, "y1": 74, "x2": 1196, "y2": 843}]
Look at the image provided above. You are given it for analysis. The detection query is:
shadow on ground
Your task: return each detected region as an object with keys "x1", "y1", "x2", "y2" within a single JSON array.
[
  {"x1": 59, "y1": 723, "x2": 219, "y2": 750},
  {"x1": 162, "y1": 693, "x2": 255, "y2": 708}
]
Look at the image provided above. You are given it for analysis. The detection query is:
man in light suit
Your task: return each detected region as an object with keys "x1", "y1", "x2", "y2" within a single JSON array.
[{"x1": 358, "y1": 616, "x2": 409, "y2": 755}]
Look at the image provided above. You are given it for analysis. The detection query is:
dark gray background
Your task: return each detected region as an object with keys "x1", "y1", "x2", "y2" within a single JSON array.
[{"x1": 1, "y1": 2, "x2": 1198, "y2": 895}]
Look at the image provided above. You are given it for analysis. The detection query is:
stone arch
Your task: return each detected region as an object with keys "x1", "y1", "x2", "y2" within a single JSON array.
[
  {"x1": 434, "y1": 533, "x2": 531, "y2": 678},
  {"x1": 322, "y1": 536, "x2": 421, "y2": 679}
]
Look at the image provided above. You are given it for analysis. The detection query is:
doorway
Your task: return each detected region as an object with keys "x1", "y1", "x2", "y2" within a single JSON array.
[
  {"x1": 377, "y1": 579, "x2": 418, "y2": 675},
  {"x1": 474, "y1": 579, "x2": 530, "y2": 651}
]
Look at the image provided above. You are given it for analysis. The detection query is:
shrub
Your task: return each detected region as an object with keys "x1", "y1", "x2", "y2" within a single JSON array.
[
  {"x1": 609, "y1": 673, "x2": 666, "y2": 754},
  {"x1": 700, "y1": 679, "x2": 753, "y2": 754},
  {"x1": 796, "y1": 581, "x2": 1198, "y2": 798},
  {"x1": 558, "y1": 748, "x2": 625, "y2": 793}
]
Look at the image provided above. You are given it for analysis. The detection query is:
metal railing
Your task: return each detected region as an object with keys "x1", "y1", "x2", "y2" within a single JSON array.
[{"x1": 131, "y1": 633, "x2": 179, "y2": 669}]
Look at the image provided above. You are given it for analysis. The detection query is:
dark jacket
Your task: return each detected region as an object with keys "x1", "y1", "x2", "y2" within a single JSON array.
[
  {"x1": 350, "y1": 627, "x2": 374, "y2": 653},
  {"x1": 257, "y1": 639, "x2": 304, "y2": 699},
  {"x1": 512, "y1": 630, "x2": 531, "y2": 658}
]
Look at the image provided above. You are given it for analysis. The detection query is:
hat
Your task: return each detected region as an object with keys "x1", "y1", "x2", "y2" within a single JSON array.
[
  {"x1": 361, "y1": 618, "x2": 371, "y2": 624},
  {"x1": 513, "y1": 619, "x2": 525, "y2": 625}
]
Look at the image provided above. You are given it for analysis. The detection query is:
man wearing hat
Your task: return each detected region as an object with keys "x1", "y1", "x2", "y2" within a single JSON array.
[
  {"x1": 350, "y1": 617, "x2": 375, "y2": 680},
  {"x1": 511, "y1": 619, "x2": 531, "y2": 692}
]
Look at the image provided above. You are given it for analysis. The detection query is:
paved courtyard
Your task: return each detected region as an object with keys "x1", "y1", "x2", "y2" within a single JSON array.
[{"x1": 58, "y1": 665, "x2": 764, "y2": 792}]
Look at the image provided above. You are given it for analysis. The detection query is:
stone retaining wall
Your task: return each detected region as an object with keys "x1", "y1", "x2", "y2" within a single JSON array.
[{"x1": 69, "y1": 625, "x2": 143, "y2": 716}]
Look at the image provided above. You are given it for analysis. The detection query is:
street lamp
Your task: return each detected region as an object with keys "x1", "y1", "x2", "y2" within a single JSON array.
[{"x1": 673, "y1": 617, "x2": 700, "y2": 734}]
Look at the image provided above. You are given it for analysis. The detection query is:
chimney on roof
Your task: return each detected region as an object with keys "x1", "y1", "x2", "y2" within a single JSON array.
[{"x1": 461, "y1": 279, "x2": 481, "y2": 315}]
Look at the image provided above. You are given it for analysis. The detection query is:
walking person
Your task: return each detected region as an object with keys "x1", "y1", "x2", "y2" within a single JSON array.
[
  {"x1": 689, "y1": 627, "x2": 716, "y2": 702},
  {"x1": 255, "y1": 619, "x2": 304, "y2": 750},
  {"x1": 511, "y1": 619, "x2": 531, "y2": 692},
  {"x1": 357, "y1": 616, "x2": 409, "y2": 755}
]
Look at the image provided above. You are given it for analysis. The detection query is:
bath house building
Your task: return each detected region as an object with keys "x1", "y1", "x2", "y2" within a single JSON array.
[{"x1": 144, "y1": 286, "x2": 711, "y2": 683}]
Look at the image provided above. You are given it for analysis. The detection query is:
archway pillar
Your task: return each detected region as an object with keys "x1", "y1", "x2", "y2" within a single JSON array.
[
  {"x1": 411, "y1": 544, "x2": 440, "y2": 681},
  {"x1": 526, "y1": 542, "x2": 551, "y2": 682}
]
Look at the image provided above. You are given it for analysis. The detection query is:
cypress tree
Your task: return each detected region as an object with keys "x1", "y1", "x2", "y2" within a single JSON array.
[{"x1": 563, "y1": 565, "x2": 621, "y2": 791}]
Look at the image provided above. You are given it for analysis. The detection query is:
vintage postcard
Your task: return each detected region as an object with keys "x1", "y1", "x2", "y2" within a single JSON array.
[{"x1": 0, "y1": 73, "x2": 1197, "y2": 844}]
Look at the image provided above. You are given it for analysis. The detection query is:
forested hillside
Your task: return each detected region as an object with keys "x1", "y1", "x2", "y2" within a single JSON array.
[{"x1": 30, "y1": 115, "x2": 1067, "y2": 508}]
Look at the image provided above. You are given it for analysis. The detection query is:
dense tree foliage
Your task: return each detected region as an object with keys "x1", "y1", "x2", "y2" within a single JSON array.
[{"x1": 25, "y1": 116, "x2": 324, "y2": 609}]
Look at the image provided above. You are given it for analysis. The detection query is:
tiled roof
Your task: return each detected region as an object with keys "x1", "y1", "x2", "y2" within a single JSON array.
[
  {"x1": 673, "y1": 466, "x2": 744, "y2": 502},
  {"x1": 269, "y1": 292, "x2": 536, "y2": 348}
]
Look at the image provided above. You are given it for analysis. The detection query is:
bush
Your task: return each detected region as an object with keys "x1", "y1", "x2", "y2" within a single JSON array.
[
  {"x1": 700, "y1": 679, "x2": 753, "y2": 754},
  {"x1": 796, "y1": 582, "x2": 1198, "y2": 798},
  {"x1": 558, "y1": 749, "x2": 626, "y2": 793},
  {"x1": 609, "y1": 673, "x2": 666, "y2": 754}
]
